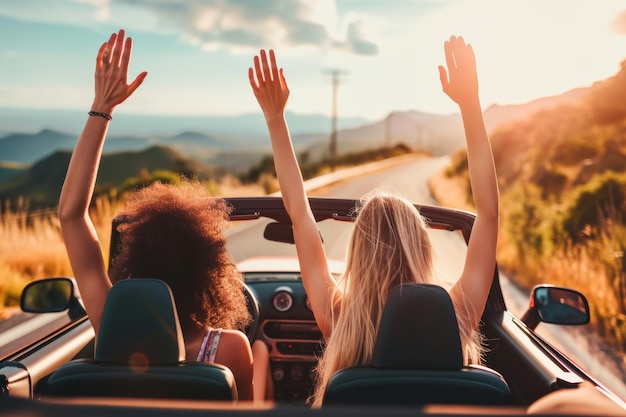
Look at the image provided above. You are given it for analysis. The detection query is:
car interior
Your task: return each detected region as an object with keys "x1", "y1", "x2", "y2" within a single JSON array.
[
  {"x1": 2, "y1": 197, "x2": 625, "y2": 416},
  {"x1": 43, "y1": 279, "x2": 237, "y2": 401},
  {"x1": 322, "y1": 283, "x2": 511, "y2": 406}
]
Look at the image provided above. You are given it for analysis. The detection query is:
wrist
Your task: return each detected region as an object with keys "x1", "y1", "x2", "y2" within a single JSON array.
[
  {"x1": 90, "y1": 99, "x2": 115, "y2": 116},
  {"x1": 458, "y1": 98, "x2": 482, "y2": 114},
  {"x1": 88, "y1": 111, "x2": 112, "y2": 121},
  {"x1": 264, "y1": 113, "x2": 287, "y2": 126}
]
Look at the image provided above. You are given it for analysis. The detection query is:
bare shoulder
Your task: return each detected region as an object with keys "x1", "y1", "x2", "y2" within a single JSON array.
[{"x1": 217, "y1": 330, "x2": 253, "y2": 359}]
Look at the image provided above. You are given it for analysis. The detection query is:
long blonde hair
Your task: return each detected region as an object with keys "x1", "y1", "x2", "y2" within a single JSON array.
[{"x1": 311, "y1": 189, "x2": 482, "y2": 407}]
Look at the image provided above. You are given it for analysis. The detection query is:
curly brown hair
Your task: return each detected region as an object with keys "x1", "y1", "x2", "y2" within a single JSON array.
[{"x1": 108, "y1": 181, "x2": 251, "y2": 334}]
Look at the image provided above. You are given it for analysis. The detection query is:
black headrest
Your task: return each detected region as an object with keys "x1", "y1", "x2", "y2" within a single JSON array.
[
  {"x1": 373, "y1": 283, "x2": 463, "y2": 370},
  {"x1": 95, "y1": 279, "x2": 186, "y2": 365}
]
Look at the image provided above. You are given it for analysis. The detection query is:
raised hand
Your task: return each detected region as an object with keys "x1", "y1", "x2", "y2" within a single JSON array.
[
  {"x1": 92, "y1": 29, "x2": 147, "y2": 115},
  {"x1": 438, "y1": 35, "x2": 479, "y2": 108},
  {"x1": 248, "y1": 47, "x2": 336, "y2": 340},
  {"x1": 248, "y1": 49, "x2": 290, "y2": 120}
]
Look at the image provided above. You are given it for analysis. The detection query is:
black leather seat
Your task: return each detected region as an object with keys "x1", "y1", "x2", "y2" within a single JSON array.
[
  {"x1": 46, "y1": 279, "x2": 237, "y2": 401},
  {"x1": 322, "y1": 283, "x2": 510, "y2": 406}
]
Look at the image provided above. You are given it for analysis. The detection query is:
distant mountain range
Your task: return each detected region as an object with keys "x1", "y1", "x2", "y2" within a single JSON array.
[
  {"x1": 0, "y1": 85, "x2": 590, "y2": 166},
  {"x1": 0, "y1": 107, "x2": 370, "y2": 139},
  {"x1": 0, "y1": 84, "x2": 593, "y2": 208},
  {"x1": 0, "y1": 146, "x2": 212, "y2": 209}
]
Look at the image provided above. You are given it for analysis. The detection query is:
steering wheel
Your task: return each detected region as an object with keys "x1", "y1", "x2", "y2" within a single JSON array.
[{"x1": 243, "y1": 283, "x2": 260, "y2": 342}]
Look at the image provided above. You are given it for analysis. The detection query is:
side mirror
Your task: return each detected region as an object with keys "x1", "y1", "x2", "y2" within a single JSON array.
[
  {"x1": 20, "y1": 277, "x2": 79, "y2": 313},
  {"x1": 521, "y1": 285, "x2": 590, "y2": 330}
]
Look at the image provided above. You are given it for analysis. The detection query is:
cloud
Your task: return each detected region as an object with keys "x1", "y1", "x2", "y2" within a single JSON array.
[
  {"x1": 610, "y1": 9, "x2": 626, "y2": 35},
  {"x1": 343, "y1": 19, "x2": 378, "y2": 55},
  {"x1": 76, "y1": 0, "x2": 111, "y2": 20},
  {"x1": 113, "y1": 0, "x2": 379, "y2": 55}
]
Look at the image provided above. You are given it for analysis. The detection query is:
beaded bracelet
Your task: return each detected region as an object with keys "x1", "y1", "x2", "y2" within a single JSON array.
[{"x1": 88, "y1": 111, "x2": 112, "y2": 121}]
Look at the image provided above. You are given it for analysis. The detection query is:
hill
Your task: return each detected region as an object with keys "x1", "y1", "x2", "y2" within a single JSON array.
[
  {"x1": 0, "y1": 146, "x2": 214, "y2": 210},
  {"x1": 482, "y1": 87, "x2": 590, "y2": 133},
  {"x1": 443, "y1": 59, "x2": 626, "y2": 201},
  {"x1": 489, "y1": 63, "x2": 626, "y2": 196},
  {"x1": 0, "y1": 162, "x2": 27, "y2": 184}
]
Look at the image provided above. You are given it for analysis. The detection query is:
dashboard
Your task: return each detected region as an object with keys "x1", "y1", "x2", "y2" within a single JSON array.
[{"x1": 244, "y1": 272, "x2": 324, "y2": 403}]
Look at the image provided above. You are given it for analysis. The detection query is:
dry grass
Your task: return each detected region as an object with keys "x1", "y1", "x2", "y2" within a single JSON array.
[
  {"x1": 0, "y1": 196, "x2": 120, "y2": 319},
  {"x1": 218, "y1": 174, "x2": 267, "y2": 197},
  {"x1": 500, "y1": 236, "x2": 626, "y2": 351},
  {"x1": 427, "y1": 168, "x2": 475, "y2": 212},
  {"x1": 428, "y1": 160, "x2": 626, "y2": 353},
  {"x1": 0, "y1": 178, "x2": 268, "y2": 319}
]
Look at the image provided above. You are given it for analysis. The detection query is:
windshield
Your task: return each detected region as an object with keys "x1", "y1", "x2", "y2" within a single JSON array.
[{"x1": 228, "y1": 215, "x2": 468, "y2": 288}]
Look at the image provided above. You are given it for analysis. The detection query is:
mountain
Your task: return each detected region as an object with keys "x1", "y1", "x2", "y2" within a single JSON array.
[
  {"x1": 0, "y1": 107, "x2": 371, "y2": 139},
  {"x1": 0, "y1": 129, "x2": 236, "y2": 165},
  {"x1": 483, "y1": 87, "x2": 591, "y2": 133},
  {"x1": 95, "y1": 146, "x2": 216, "y2": 187},
  {"x1": 292, "y1": 110, "x2": 465, "y2": 159},
  {"x1": 0, "y1": 146, "x2": 214, "y2": 210},
  {"x1": 0, "y1": 79, "x2": 602, "y2": 199},
  {"x1": 0, "y1": 85, "x2": 595, "y2": 168},
  {"x1": 166, "y1": 131, "x2": 237, "y2": 160},
  {"x1": 0, "y1": 129, "x2": 155, "y2": 164},
  {"x1": 0, "y1": 75, "x2": 611, "y2": 211},
  {"x1": 0, "y1": 151, "x2": 74, "y2": 210},
  {"x1": 0, "y1": 129, "x2": 77, "y2": 164}
]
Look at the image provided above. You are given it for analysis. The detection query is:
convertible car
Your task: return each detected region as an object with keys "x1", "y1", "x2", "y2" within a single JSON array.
[{"x1": 1, "y1": 195, "x2": 625, "y2": 416}]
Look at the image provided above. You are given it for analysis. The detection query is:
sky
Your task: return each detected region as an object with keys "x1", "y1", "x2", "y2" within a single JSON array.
[{"x1": 2, "y1": 0, "x2": 626, "y2": 121}]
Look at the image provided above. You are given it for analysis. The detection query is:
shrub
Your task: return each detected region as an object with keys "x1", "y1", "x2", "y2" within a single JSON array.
[{"x1": 561, "y1": 171, "x2": 626, "y2": 242}]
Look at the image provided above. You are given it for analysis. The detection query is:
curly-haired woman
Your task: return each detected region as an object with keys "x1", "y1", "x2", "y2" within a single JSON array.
[{"x1": 58, "y1": 30, "x2": 269, "y2": 402}]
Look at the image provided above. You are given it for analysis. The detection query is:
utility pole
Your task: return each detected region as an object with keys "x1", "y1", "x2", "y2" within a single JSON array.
[
  {"x1": 385, "y1": 113, "x2": 393, "y2": 147},
  {"x1": 323, "y1": 69, "x2": 348, "y2": 172}
]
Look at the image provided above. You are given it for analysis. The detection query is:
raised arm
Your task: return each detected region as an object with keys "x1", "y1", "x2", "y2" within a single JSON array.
[
  {"x1": 58, "y1": 30, "x2": 147, "y2": 334},
  {"x1": 439, "y1": 36, "x2": 500, "y2": 330},
  {"x1": 248, "y1": 50, "x2": 337, "y2": 337}
]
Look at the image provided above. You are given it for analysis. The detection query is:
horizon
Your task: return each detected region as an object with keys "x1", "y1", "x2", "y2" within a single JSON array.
[{"x1": 2, "y1": 1, "x2": 626, "y2": 122}]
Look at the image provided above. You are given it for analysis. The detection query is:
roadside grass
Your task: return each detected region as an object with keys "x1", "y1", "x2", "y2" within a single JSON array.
[
  {"x1": 0, "y1": 196, "x2": 126, "y2": 318},
  {"x1": 0, "y1": 179, "x2": 266, "y2": 319},
  {"x1": 0, "y1": 202, "x2": 73, "y2": 319},
  {"x1": 429, "y1": 162, "x2": 626, "y2": 354}
]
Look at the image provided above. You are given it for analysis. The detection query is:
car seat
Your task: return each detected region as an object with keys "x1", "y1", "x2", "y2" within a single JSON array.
[
  {"x1": 45, "y1": 279, "x2": 237, "y2": 401},
  {"x1": 322, "y1": 283, "x2": 511, "y2": 406}
]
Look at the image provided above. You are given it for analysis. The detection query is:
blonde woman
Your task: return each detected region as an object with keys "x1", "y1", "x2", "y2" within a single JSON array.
[{"x1": 249, "y1": 35, "x2": 499, "y2": 407}]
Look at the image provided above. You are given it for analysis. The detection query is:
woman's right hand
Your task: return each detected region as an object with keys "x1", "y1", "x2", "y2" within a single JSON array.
[
  {"x1": 248, "y1": 49, "x2": 290, "y2": 121},
  {"x1": 438, "y1": 35, "x2": 479, "y2": 109},
  {"x1": 91, "y1": 29, "x2": 147, "y2": 115}
]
